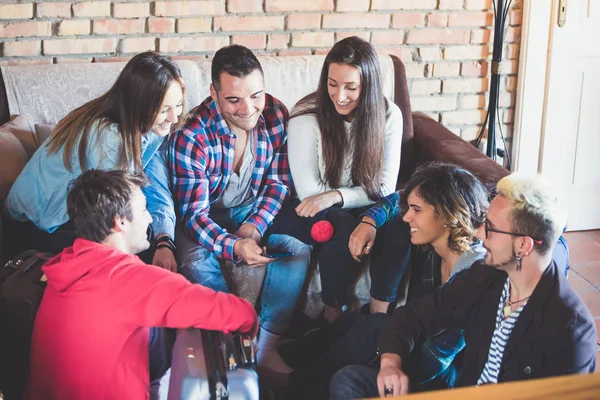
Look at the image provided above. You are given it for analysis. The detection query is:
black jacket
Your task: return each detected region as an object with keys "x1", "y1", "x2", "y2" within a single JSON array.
[{"x1": 380, "y1": 261, "x2": 596, "y2": 386}]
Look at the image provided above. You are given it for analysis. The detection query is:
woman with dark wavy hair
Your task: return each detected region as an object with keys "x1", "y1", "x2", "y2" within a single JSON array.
[
  {"x1": 286, "y1": 36, "x2": 407, "y2": 323},
  {"x1": 5, "y1": 51, "x2": 186, "y2": 272}
]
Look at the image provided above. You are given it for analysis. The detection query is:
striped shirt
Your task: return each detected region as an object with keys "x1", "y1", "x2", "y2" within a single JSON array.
[
  {"x1": 477, "y1": 278, "x2": 527, "y2": 385},
  {"x1": 169, "y1": 94, "x2": 291, "y2": 261}
]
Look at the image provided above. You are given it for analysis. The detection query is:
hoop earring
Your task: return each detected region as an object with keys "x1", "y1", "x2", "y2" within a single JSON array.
[{"x1": 516, "y1": 255, "x2": 522, "y2": 271}]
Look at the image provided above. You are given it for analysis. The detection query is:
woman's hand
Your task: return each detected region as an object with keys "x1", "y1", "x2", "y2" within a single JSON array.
[
  {"x1": 295, "y1": 190, "x2": 343, "y2": 218},
  {"x1": 349, "y1": 217, "x2": 377, "y2": 262},
  {"x1": 152, "y1": 247, "x2": 177, "y2": 273}
]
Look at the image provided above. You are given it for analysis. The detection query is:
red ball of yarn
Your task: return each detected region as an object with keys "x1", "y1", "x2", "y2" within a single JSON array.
[{"x1": 311, "y1": 220, "x2": 335, "y2": 243}]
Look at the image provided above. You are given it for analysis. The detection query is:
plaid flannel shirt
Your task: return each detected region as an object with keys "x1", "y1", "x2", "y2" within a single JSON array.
[
  {"x1": 361, "y1": 190, "x2": 400, "y2": 228},
  {"x1": 169, "y1": 94, "x2": 291, "y2": 261}
]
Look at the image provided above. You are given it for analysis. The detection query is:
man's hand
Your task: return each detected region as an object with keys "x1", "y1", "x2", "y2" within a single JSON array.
[
  {"x1": 233, "y1": 238, "x2": 272, "y2": 267},
  {"x1": 234, "y1": 223, "x2": 262, "y2": 243},
  {"x1": 377, "y1": 353, "x2": 409, "y2": 397},
  {"x1": 349, "y1": 217, "x2": 377, "y2": 262},
  {"x1": 152, "y1": 247, "x2": 177, "y2": 273},
  {"x1": 295, "y1": 190, "x2": 343, "y2": 218}
]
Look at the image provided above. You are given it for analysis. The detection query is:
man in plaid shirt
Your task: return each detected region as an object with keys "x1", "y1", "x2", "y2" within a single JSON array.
[{"x1": 169, "y1": 45, "x2": 310, "y2": 378}]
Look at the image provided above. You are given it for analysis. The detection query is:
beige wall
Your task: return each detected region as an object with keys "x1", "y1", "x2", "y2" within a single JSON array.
[{"x1": 0, "y1": 0, "x2": 521, "y2": 141}]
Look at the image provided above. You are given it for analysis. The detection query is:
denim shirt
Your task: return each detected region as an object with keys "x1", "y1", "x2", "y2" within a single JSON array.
[{"x1": 5, "y1": 122, "x2": 175, "y2": 238}]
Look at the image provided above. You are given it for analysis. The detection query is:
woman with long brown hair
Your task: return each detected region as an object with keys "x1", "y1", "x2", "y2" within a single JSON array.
[
  {"x1": 5, "y1": 51, "x2": 185, "y2": 271},
  {"x1": 287, "y1": 36, "x2": 408, "y2": 322}
]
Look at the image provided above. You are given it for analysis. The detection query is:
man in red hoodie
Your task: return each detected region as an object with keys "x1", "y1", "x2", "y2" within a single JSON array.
[{"x1": 26, "y1": 169, "x2": 258, "y2": 400}]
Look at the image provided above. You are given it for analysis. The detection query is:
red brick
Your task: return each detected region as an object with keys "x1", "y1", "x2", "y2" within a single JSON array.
[
  {"x1": 2, "y1": 40, "x2": 40, "y2": 57},
  {"x1": 406, "y1": 29, "x2": 470, "y2": 45},
  {"x1": 471, "y1": 29, "x2": 493, "y2": 44},
  {"x1": 465, "y1": 0, "x2": 493, "y2": 10},
  {"x1": 93, "y1": 19, "x2": 145, "y2": 35},
  {"x1": 93, "y1": 56, "x2": 133, "y2": 63},
  {"x1": 443, "y1": 45, "x2": 490, "y2": 60},
  {"x1": 335, "y1": 31, "x2": 371, "y2": 41},
  {"x1": 403, "y1": 62, "x2": 426, "y2": 78},
  {"x1": 336, "y1": 0, "x2": 370, "y2": 12},
  {"x1": 418, "y1": 46, "x2": 442, "y2": 61},
  {"x1": 412, "y1": 79, "x2": 442, "y2": 94},
  {"x1": 461, "y1": 61, "x2": 489, "y2": 76},
  {"x1": 432, "y1": 62, "x2": 461, "y2": 77},
  {"x1": 72, "y1": 2, "x2": 110, "y2": 17},
  {"x1": 443, "y1": 78, "x2": 489, "y2": 93},
  {"x1": 232, "y1": 34, "x2": 266, "y2": 50},
  {"x1": 459, "y1": 94, "x2": 486, "y2": 109},
  {"x1": 371, "y1": 31, "x2": 404, "y2": 46},
  {"x1": 159, "y1": 36, "x2": 230, "y2": 53},
  {"x1": 510, "y1": 10, "x2": 523, "y2": 26},
  {"x1": 427, "y1": 13, "x2": 448, "y2": 27},
  {"x1": 392, "y1": 13, "x2": 426, "y2": 28},
  {"x1": 291, "y1": 32, "x2": 334, "y2": 48},
  {"x1": 267, "y1": 34, "x2": 289, "y2": 50},
  {"x1": 266, "y1": 0, "x2": 333, "y2": 12},
  {"x1": 59, "y1": 20, "x2": 91, "y2": 36},
  {"x1": 0, "y1": 3, "x2": 33, "y2": 19},
  {"x1": 36, "y1": 2, "x2": 71, "y2": 18},
  {"x1": 502, "y1": 109, "x2": 514, "y2": 124},
  {"x1": 113, "y1": 3, "x2": 150, "y2": 18},
  {"x1": 385, "y1": 47, "x2": 415, "y2": 62},
  {"x1": 322, "y1": 13, "x2": 390, "y2": 29},
  {"x1": 499, "y1": 60, "x2": 519, "y2": 75},
  {"x1": 149, "y1": 18, "x2": 175, "y2": 33},
  {"x1": 227, "y1": 0, "x2": 263, "y2": 13},
  {"x1": 43, "y1": 38, "x2": 117, "y2": 55},
  {"x1": 214, "y1": 16, "x2": 284, "y2": 32},
  {"x1": 504, "y1": 76, "x2": 517, "y2": 91},
  {"x1": 505, "y1": 27, "x2": 521, "y2": 43},
  {"x1": 120, "y1": 37, "x2": 156, "y2": 53},
  {"x1": 439, "y1": 0, "x2": 464, "y2": 10},
  {"x1": 442, "y1": 110, "x2": 487, "y2": 125},
  {"x1": 411, "y1": 95, "x2": 457, "y2": 112},
  {"x1": 177, "y1": 18, "x2": 212, "y2": 33},
  {"x1": 460, "y1": 125, "x2": 484, "y2": 141},
  {"x1": 287, "y1": 14, "x2": 321, "y2": 30},
  {"x1": 372, "y1": 0, "x2": 436, "y2": 9},
  {"x1": 154, "y1": 1, "x2": 225, "y2": 17},
  {"x1": 448, "y1": 12, "x2": 494, "y2": 27},
  {"x1": 0, "y1": 21, "x2": 52, "y2": 38}
]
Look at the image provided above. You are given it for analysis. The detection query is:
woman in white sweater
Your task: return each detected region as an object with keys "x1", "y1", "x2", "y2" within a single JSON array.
[{"x1": 287, "y1": 37, "x2": 410, "y2": 323}]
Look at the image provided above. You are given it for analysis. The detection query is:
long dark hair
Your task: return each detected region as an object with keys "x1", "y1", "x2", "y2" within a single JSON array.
[
  {"x1": 401, "y1": 162, "x2": 489, "y2": 253},
  {"x1": 47, "y1": 51, "x2": 186, "y2": 172},
  {"x1": 291, "y1": 36, "x2": 387, "y2": 200}
]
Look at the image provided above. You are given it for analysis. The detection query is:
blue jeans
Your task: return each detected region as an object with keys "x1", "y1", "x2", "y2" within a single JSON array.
[
  {"x1": 330, "y1": 364, "x2": 380, "y2": 400},
  {"x1": 176, "y1": 201, "x2": 311, "y2": 335}
]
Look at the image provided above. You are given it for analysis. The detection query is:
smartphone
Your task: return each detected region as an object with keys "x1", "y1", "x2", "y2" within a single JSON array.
[{"x1": 263, "y1": 252, "x2": 295, "y2": 259}]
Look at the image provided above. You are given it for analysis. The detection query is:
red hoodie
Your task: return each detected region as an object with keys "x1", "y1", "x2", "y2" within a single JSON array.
[{"x1": 26, "y1": 238, "x2": 258, "y2": 400}]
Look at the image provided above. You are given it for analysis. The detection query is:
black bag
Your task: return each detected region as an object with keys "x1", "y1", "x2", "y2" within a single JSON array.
[
  {"x1": 168, "y1": 328, "x2": 259, "y2": 400},
  {"x1": 0, "y1": 249, "x2": 53, "y2": 400}
]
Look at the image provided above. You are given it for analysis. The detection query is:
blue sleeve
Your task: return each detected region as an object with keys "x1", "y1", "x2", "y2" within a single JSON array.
[
  {"x1": 144, "y1": 138, "x2": 176, "y2": 239},
  {"x1": 360, "y1": 190, "x2": 401, "y2": 228}
]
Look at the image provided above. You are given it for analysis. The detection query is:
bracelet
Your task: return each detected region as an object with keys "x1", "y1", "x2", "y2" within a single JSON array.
[
  {"x1": 154, "y1": 236, "x2": 176, "y2": 252},
  {"x1": 360, "y1": 220, "x2": 377, "y2": 229},
  {"x1": 156, "y1": 242, "x2": 175, "y2": 253}
]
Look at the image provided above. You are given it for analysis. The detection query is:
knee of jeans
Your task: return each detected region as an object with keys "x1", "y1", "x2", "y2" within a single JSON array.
[{"x1": 268, "y1": 235, "x2": 311, "y2": 262}]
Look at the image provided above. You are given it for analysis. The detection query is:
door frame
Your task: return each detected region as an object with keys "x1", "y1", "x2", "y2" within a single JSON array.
[{"x1": 512, "y1": 0, "x2": 558, "y2": 173}]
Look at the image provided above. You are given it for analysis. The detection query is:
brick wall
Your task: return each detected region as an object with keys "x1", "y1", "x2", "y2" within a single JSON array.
[{"x1": 0, "y1": 0, "x2": 521, "y2": 143}]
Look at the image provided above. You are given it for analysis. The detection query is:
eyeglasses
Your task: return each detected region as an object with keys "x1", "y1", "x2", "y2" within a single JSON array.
[{"x1": 482, "y1": 214, "x2": 544, "y2": 245}]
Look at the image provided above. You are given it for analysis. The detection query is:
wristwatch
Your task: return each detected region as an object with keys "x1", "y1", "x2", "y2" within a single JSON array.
[{"x1": 154, "y1": 235, "x2": 176, "y2": 253}]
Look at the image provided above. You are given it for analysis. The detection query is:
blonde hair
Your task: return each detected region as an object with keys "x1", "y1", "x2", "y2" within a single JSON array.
[{"x1": 496, "y1": 173, "x2": 568, "y2": 255}]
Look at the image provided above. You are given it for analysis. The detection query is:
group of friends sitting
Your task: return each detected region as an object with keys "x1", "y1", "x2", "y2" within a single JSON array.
[{"x1": 2, "y1": 36, "x2": 595, "y2": 399}]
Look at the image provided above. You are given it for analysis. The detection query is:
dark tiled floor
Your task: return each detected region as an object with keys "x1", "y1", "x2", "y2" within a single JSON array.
[{"x1": 564, "y1": 230, "x2": 600, "y2": 359}]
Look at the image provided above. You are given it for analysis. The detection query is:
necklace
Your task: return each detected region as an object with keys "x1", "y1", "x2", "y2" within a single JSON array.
[{"x1": 503, "y1": 296, "x2": 530, "y2": 319}]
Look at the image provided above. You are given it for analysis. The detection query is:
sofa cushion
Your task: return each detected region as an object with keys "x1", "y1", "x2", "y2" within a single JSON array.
[
  {"x1": 0, "y1": 115, "x2": 36, "y2": 201},
  {"x1": 34, "y1": 123, "x2": 55, "y2": 147}
]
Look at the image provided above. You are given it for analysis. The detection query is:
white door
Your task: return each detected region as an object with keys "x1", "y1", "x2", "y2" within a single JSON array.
[{"x1": 518, "y1": 0, "x2": 600, "y2": 230}]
